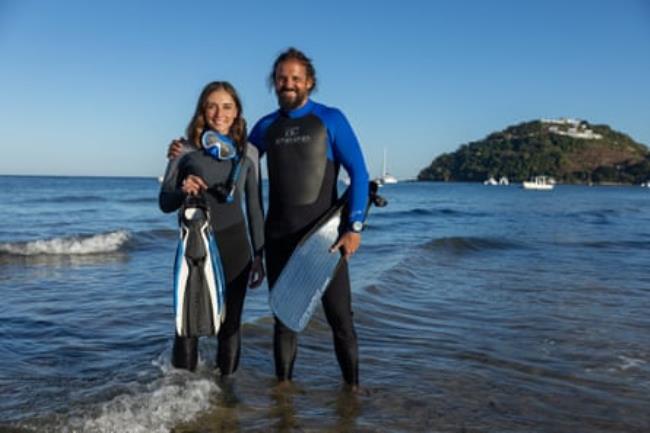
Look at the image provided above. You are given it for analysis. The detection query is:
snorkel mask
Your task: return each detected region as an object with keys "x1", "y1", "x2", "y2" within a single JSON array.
[{"x1": 201, "y1": 130, "x2": 237, "y2": 160}]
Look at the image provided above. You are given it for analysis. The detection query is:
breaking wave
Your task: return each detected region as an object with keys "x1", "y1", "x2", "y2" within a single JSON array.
[
  {"x1": 0, "y1": 231, "x2": 131, "y2": 256},
  {"x1": 62, "y1": 376, "x2": 218, "y2": 433}
]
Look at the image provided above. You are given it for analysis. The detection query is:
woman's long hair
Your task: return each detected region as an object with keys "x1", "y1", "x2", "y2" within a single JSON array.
[{"x1": 185, "y1": 81, "x2": 247, "y2": 154}]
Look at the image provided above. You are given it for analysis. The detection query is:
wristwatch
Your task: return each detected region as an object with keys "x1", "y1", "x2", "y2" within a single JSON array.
[{"x1": 350, "y1": 221, "x2": 364, "y2": 233}]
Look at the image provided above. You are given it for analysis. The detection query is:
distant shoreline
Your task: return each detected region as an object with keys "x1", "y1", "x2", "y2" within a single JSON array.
[
  {"x1": 0, "y1": 174, "x2": 159, "y2": 180},
  {"x1": 1, "y1": 175, "x2": 646, "y2": 187},
  {"x1": 415, "y1": 179, "x2": 645, "y2": 187}
]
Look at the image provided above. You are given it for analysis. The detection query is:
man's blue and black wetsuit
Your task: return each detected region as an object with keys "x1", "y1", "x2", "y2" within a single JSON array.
[{"x1": 249, "y1": 99, "x2": 369, "y2": 385}]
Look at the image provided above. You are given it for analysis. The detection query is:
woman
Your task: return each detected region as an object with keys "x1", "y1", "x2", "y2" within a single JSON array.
[{"x1": 159, "y1": 81, "x2": 265, "y2": 376}]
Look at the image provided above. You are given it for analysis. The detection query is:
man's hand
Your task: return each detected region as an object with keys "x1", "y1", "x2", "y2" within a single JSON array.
[
  {"x1": 181, "y1": 175, "x2": 208, "y2": 196},
  {"x1": 330, "y1": 231, "x2": 361, "y2": 260},
  {"x1": 167, "y1": 138, "x2": 185, "y2": 159},
  {"x1": 249, "y1": 255, "x2": 266, "y2": 288}
]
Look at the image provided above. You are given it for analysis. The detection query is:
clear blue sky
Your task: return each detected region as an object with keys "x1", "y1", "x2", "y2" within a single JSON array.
[{"x1": 1, "y1": 0, "x2": 649, "y2": 179}]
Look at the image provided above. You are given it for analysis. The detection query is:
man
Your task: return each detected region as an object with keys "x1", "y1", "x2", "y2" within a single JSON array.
[{"x1": 248, "y1": 48, "x2": 369, "y2": 389}]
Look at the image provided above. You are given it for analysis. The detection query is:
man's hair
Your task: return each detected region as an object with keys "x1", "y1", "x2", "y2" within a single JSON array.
[{"x1": 268, "y1": 47, "x2": 317, "y2": 93}]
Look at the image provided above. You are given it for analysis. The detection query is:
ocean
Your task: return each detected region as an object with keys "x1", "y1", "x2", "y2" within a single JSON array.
[{"x1": 0, "y1": 176, "x2": 648, "y2": 433}]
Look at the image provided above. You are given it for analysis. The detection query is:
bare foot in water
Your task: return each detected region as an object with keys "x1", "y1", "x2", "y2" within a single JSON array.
[
  {"x1": 273, "y1": 380, "x2": 294, "y2": 393},
  {"x1": 344, "y1": 383, "x2": 371, "y2": 396}
]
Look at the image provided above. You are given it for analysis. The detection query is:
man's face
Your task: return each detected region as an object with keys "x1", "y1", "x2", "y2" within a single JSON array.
[{"x1": 274, "y1": 59, "x2": 313, "y2": 111}]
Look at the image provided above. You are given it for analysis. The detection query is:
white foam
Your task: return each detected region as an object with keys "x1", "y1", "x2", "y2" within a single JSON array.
[
  {"x1": 0, "y1": 230, "x2": 130, "y2": 255},
  {"x1": 618, "y1": 355, "x2": 646, "y2": 371},
  {"x1": 64, "y1": 373, "x2": 219, "y2": 433}
]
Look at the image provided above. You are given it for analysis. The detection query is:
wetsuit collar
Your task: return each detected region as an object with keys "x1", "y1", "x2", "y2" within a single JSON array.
[{"x1": 282, "y1": 99, "x2": 315, "y2": 119}]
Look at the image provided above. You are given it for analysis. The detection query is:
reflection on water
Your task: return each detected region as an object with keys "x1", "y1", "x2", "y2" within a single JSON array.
[{"x1": 172, "y1": 380, "x2": 365, "y2": 433}]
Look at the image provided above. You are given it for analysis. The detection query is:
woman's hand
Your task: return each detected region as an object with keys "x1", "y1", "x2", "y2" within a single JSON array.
[
  {"x1": 167, "y1": 138, "x2": 185, "y2": 159},
  {"x1": 181, "y1": 175, "x2": 208, "y2": 196},
  {"x1": 248, "y1": 255, "x2": 266, "y2": 288}
]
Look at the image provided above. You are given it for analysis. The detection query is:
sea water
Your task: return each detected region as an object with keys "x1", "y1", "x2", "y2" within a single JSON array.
[{"x1": 0, "y1": 176, "x2": 648, "y2": 433}]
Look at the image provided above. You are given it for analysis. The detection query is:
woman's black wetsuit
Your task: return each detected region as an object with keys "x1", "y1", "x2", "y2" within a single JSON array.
[{"x1": 159, "y1": 143, "x2": 264, "y2": 374}]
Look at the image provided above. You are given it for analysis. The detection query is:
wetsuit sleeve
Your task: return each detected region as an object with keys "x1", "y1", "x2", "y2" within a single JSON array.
[
  {"x1": 328, "y1": 109, "x2": 370, "y2": 225},
  {"x1": 243, "y1": 145, "x2": 265, "y2": 256},
  {"x1": 158, "y1": 147, "x2": 193, "y2": 213},
  {"x1": 249, "y1": 112, "x2": 279, "y2": 157},
  {"x1": 248, "y1": 119, "x2": 267, "y2": 157}
]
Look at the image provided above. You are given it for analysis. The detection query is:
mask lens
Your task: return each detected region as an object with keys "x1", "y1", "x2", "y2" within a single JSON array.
[{"x1": 201, "y1": 130, "x2": 236, "y2": 160}]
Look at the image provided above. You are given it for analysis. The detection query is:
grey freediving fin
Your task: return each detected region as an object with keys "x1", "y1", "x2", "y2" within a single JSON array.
[{"x1": 269, "y1": 181, "x2": 386, "y2": 332}]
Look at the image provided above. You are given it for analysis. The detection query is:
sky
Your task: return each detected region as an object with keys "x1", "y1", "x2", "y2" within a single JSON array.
[{"x1": 1, "y1": 0, "x2": 649, "y2": 179}]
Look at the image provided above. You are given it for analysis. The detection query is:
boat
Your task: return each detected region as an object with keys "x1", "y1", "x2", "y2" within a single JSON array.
[
  {"x1": 483, "y1": 176, "x2": 509, "y2": 186},
  {"x1": 376, "y1": 148, "x2": 398, "y2": 185},
  {"x1": 483, "y1": 177, "x2": 498, "y2": 185},
  {"x1": 522, "y1": 175, "x2": 554, "y2": 190}
]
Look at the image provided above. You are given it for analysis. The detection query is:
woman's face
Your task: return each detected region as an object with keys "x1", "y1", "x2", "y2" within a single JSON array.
[{"x1": 204, "y1": 89, "x2": 238, "y2": 135}]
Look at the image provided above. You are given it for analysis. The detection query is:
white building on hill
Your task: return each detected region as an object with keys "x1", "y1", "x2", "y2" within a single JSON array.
[{"x1": 541, "y1": 118, "x2": 602, "y2": 140}]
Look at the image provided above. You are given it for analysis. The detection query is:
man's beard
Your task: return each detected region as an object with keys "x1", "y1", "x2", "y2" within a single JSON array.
[{"x1": 277, "y1": 88, "x2": 308, "y2": 111}]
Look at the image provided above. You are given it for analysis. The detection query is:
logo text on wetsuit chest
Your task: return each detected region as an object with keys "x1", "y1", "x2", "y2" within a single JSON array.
[{"x1": 275, "y1": 126, "x2": 311, "y2": 146}]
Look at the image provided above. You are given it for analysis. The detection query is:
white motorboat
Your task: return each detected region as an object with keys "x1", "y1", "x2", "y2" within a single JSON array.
[
  {"x1": 483, "y1": 177, "x2": 498, "y2": 185},
  {"x1": 522, "y1": 175, "x2": 554, "y2": 190},
  {"x1": 484, "y1": 176, "x2": 509, "y2": 186}
]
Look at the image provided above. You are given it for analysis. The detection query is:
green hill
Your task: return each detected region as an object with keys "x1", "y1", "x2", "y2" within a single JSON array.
[{"x1": 417, "y1": 119, "x2": 650, "y2": 184}]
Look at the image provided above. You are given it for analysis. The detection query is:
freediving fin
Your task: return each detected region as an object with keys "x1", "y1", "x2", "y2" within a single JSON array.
[
  {"x1": 269, "y1": 181, "x2": 386, "y2": 332},
  {"x1": 173, "y1": 197, "x2": 226, "y2": 337}
]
